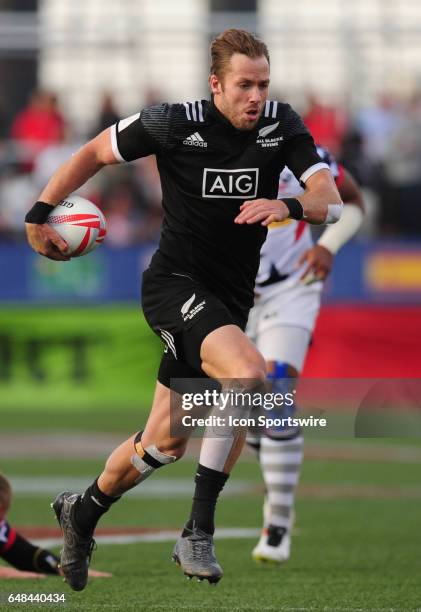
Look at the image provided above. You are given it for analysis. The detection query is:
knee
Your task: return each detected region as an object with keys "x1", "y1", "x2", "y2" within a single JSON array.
[
  {"x1": 228, "y1": 357, "x2": 267, "y2": 387},
  {"x1": 141, "y1": 431, "x2": 187, "y2": 461},
  {"x1": 155, "y1": 438, "x2": 187, "y2": 460}
]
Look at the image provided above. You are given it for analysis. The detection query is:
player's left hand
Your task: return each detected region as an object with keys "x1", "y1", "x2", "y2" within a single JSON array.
[
  {"x1": 0, "y1": 567, "x2": 47, "y2": 579},
  {"x1": 234, "y1": 199, "x2": 289, "y2": 226},
  {"x1": 298, "y1": 244, "x2": 333, "y2": 284}
]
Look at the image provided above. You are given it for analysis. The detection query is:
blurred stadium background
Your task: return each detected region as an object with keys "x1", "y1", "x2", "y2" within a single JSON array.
[{"x1": 1, "y1": 1, "x2": 421, "y2": 609}]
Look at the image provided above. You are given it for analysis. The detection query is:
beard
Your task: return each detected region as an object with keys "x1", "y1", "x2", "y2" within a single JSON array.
[{"x1": 226, "y1": 107, "x2": 261, "y2": 131}]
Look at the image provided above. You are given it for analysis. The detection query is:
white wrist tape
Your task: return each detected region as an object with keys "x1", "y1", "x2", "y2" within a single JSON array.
[
  {"x1": 325, "y1": 203, "x2": 344, "y2": 224},
  {"x1": 318, "y1": 204, "x2": 364, "y2": 254}
]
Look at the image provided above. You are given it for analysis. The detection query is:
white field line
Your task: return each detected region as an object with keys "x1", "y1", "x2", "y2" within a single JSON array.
[
  {"x1": 2, "y1": 432, "x2": 421, "y2": 463},
  {"x1": 9, "y1": 477, "x2": 250, "y2": 497},
  {"x1": 33, "y1": 527, "x2": 262, "y2": 548}
]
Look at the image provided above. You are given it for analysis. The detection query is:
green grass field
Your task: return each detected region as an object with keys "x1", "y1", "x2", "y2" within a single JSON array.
[
  {"x1": 2, "y1": 436, "x2": 421, "y2": 611},
  {"x1": 1, "y1": 307, "x2": 420, "y2": 610}
]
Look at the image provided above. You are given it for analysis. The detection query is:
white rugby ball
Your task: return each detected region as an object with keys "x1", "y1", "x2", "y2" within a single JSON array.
[{"x1": 47, "y1": 195, "x2": 107, "y2": 257}]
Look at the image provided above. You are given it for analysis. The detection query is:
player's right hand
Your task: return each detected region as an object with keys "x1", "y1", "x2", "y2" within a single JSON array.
[
  {"x1": 25, "y1": 223, "x2": 70, "y2": 261},
  {"x1": 234, "y1": 198, "x2": 289, "y2": 226}
]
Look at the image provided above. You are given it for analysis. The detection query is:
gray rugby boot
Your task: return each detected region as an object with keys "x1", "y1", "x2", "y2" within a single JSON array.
[
  {"x1": 52, "y1": 491, "x2": 95, "y2": 591},
  {"x1": 172, "y1": 526, "x2": 223, "y2": 584}
]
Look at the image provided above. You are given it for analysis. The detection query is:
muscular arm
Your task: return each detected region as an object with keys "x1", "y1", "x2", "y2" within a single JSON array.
[
  {"x1": 300, "y1": 167, "x2": 366, "y2": 283},
  {"x1": 314, "y1": 167, "x2": 365, "y2": 257},
  {"x1": 235, "y1": 168, "x2": 343, "y2": 227},
  {"x1": 25, "y1": 128, "x2": 118, "y2": 260},
  {"x1": 297, "y1": 168, "x2": 343, "y2": 224}
]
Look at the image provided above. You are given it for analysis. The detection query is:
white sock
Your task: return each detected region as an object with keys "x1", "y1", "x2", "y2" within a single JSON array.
[
  {"x1": 259, "y1": 435, "x2": 303, "y2": 529},
  {"x1": 199, "y1": 386, "x2": 253, "y2": 472}
]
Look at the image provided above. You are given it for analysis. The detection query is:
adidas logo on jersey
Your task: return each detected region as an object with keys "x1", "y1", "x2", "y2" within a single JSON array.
[
  {"x1": 183, "y1": 132, "x2": 208, "y2": 147},
  {"x1": 159, "y1": 329, "x2": 177, "y2": 358}
]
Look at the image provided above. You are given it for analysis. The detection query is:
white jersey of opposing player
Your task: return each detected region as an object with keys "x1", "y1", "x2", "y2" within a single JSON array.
[{"x1": 255, "y1": 147, "x2": 341, "y2": 296}]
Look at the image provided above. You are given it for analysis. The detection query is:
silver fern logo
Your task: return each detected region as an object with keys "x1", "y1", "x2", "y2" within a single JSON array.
[
  {"x1": 257, "y1": 122, "x2": 283, "y2": 148},
  {"x1": 181, "y1": 294, "x2": 196, "y2": 316},
  {"x1": 180, "y1": 293, "x2": 206, "y2": 321},
  {"x1": 258, "y1": 122, "x2": 280, "y2": 138}
]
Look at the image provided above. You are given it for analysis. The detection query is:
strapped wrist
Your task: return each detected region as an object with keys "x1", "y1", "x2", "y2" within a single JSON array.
[
  {"x1": 25, "y1": 201, "x2": 55, "y2": 224},
  {"x1": 282, "y1": 198, "x2": 304, "y2": 221},
  {"x1": 318, "y1": 204, "x2": 364, "y2": 254}
]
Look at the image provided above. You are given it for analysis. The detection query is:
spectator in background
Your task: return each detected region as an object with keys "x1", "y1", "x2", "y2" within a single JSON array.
[
  {"x1": 144, "y1": 88, "x2": 163, "y2": 107},
  {"x1": 352, "y1": 94, "x2": 402, "y2": 231},
  {"x1": 382, "y1": 93, "x2": 421, "y2": 235},
  {"x1": 0, "y1": 101, "x2": 7, "y2": 141},
  {"x1": 10, "y1": 90, "x2": 65, "y2": 171},
  {"x1": 98, "y1": 164, "x2": 161, "y2": 245},
  {"x1": 102, "y1": 180, "x2": 145, "y2": 246},
  {"x1": 90, "y1": 93, "x2": 120, "y2": 137},
  {"x1": 356, "y1": 94, "x2": 402, "y2": 167},
  {"x1": 0, "y1": 163, "x2": 38, "y2": 239},
  {"x1": 0, "y1": 88, "x2": 164, "y2": 243},
  {"x1": 303, "y1": 93, "x2": 348, "y2": 157},
  {"x1": 32, "y1": 138, "x2": 84, "y2": 194}
]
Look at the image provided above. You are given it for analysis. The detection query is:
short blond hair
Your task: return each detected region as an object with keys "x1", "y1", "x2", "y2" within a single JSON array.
[
  {"x1": 210, "y1": 29, "x2": 270, "y2": 80},
  {"x1": 0, "y1": 474, "x2": 12, "y2": 513}
]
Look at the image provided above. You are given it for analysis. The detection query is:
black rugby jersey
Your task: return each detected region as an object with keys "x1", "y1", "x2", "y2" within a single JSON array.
[
  {"x1": 0, "y1": 519, "x2": 14, "y2": 555},
  {"x1": 111, "y1": 98, "x2": 327, "y2": 312}
]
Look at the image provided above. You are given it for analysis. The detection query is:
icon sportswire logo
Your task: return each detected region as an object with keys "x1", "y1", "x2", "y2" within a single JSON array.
[
  {"x1": 202, "y1": 168, "x2": 259, "y2": 199},
  {"x1": 183, "y1": 132, "x2": 208, "y2": 147}
]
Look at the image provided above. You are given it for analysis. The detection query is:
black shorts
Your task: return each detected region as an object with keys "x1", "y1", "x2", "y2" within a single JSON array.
[{"x1": 142, "y1": 267, "x2": 249, "y2": 385}]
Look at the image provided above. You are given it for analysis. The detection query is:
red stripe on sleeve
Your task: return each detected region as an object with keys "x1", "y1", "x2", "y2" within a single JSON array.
[
  {"x1": 335, "y1": 164, "x2": 345, "y2": 189},
  {"x1": 1, "y1": 524, "x2": 17, "y2": 554}
]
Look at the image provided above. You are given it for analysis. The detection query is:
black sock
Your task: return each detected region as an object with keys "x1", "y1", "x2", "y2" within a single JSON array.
[
  {"x1": 183, "y1": 464, "x2": 229, "y2": 536},
  {"x1": 72, "y1": 478, "x2": 120, "y2": 536}
]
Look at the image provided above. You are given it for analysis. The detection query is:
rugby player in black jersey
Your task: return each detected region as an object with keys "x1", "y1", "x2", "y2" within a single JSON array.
[
  {"x1": 25, "y1": 29, "x2": 342, "y2": 589},
  {"x1": 0, "y1": 473, "x2": 60, "y2": 579},
  {"x1": 0, "y1": 474, "x2": 110, "y2": 580}
]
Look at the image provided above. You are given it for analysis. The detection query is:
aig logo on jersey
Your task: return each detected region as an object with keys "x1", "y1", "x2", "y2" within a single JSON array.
[{"x1": 202, "y1": 168, "x2": 259, "y2": 199}]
